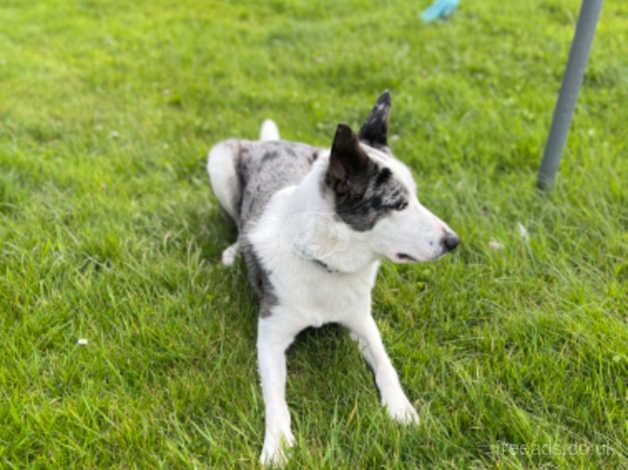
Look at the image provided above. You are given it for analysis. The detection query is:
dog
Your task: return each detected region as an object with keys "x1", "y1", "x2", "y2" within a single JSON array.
[{"x1": 207, "y1": 91, "x2": 459, "y2": 466}]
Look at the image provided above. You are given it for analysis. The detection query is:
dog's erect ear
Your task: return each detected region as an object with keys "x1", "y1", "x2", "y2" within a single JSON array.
[
  {"x1": 358, "y1": 90, "x2": 391, "y2": 147},
  {"x1": 326, "y1": 124, "x2": 370, "y2": 195}
]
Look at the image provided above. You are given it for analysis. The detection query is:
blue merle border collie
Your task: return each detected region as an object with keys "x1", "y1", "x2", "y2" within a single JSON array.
[{"x1": 207, "y1": 91, "x2": 459, "y2": 466}]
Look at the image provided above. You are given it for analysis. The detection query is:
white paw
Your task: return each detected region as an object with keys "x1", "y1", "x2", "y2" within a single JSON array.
[
  {"x1": 259, "y1": 430, "x2": 295, "y2": 468},
  {"x1": 385, "y1": 397, "x2": 420, "y2": 425},
  {"x1": 221, "y1": 242, "x2": 239, "y2": 266}
]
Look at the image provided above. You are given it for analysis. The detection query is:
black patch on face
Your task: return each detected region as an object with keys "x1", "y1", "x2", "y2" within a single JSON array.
[
  {"x1": 375, "y1": 167, "x2": 391, "y2": 187},
  {"x1": 358, "y1": 91, "x2": 391, "y2": 148},
  {"x1": 325, "y1": 124, "x2": 408, "y2": 231}
]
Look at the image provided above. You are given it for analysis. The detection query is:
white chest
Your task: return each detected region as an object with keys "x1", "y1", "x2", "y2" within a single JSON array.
[{"x1": 267, "y1": 255, "x2": 377, "y2": 327}]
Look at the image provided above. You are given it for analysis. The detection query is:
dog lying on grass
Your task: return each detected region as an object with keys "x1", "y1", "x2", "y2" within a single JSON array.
[{"x1": 207, "y1": 91, "x2": 459, "y2": 466}]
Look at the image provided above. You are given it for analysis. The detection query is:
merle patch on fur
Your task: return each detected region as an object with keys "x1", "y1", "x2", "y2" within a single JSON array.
[
  {"x1": 236, "y1": 140, "x2": 317, "y2": 227},
  {"x1": 326, "y1": 123, "x2": 408, "y2": 231},
  {"x1": 241, "y1": 239, "x2": 277, "y2": 317}
]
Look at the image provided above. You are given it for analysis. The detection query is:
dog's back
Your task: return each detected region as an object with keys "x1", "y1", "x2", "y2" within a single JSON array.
[
  {"x1": 207, "y1": 122, "x2": 318, "y2": 230},
  {"x1": 207, "y1": 122, "x2": 321, "y2": 299},
  {"x1": 237, "y1": 139, "x2": 319, "y2": 228}
]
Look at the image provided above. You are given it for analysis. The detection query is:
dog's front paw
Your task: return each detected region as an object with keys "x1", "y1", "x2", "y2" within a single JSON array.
[
  {"x1": 259, "y1": 430, "x2": 295, "y2": 467},
  {"x1": 385, "y1": 397, "x2": 420, "y2": 425}
]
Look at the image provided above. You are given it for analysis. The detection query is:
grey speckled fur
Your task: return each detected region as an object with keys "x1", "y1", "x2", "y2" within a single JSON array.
[{"x1": 236, "y1": 140, "x2": 319, "y2": 228}]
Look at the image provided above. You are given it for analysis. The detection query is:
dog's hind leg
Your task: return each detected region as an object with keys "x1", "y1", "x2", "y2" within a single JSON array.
[
  {"x1": 208, "y1": 139, "x2": 242, "y2": 265},
  {"x1": 221, "y1": 241, "x2": 240, "y2": 266}
]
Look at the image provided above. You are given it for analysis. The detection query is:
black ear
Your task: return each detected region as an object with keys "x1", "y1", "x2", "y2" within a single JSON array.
[
  {"x1": 358, "y1": 90, "x2": 391, "y2": 147},
  {"x1": 326, "y1": 124, "x2": 370, "y2": 195}
]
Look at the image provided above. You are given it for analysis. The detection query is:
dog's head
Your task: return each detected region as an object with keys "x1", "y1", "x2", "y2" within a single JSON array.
[{"x1": 324, "y1": 91, "x2": 459, "y2": 263}]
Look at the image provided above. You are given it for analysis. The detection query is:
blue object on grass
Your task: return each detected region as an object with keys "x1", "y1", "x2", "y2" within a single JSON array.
[{"x1": 421, "y1": 0, "x2": 459, "y2": 23}]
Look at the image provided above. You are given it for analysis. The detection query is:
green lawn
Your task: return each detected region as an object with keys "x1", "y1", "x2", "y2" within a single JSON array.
[{"x1": 1, "y1": 0, "x2": 626, "y2": 468}]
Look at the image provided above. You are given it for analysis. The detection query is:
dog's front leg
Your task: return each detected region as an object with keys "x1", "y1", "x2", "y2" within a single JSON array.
[
  {"x1": 257, "y1": 315, "x2": 298, "y2": 467},
  {"x1": 344, "y1": 313, "x2": 419, "y2": 424}
]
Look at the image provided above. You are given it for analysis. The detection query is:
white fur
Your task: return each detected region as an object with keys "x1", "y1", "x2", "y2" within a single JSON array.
[
  {"x1": 208, "y1": 120, "x2": 457, "y2": 467},
  {"x1": 260, "y1": 119, "x2": 280, "y2": 141},
  {"x1": 207, "y1": 140, "x2": 240, "y2": 222},
  {"x1": 220, "y1": 241, "x2": 240, "y2": 266}
]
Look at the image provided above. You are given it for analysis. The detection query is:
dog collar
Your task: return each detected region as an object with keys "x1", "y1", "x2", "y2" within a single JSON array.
[
  {"x1": 309, "y1": 257, "x2": 338, "y2": 274},
  {"x1": 294, "y1": 245, "x2": 339, "y2": 274}
]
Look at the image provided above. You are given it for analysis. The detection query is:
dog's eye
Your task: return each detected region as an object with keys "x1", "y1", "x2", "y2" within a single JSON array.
[{"x1": 394, "y1": 200, "x2": 408, "y2": 211}]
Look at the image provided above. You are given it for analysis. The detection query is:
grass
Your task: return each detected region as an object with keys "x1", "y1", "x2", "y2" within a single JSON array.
[{"x1": 0, "y1": 0, "x2": 626, "y2": 468}]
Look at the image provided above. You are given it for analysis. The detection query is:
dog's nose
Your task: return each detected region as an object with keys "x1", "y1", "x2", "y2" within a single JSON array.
[{"x1": 441, "y1": 233, "x2": 460, "y2": 252}]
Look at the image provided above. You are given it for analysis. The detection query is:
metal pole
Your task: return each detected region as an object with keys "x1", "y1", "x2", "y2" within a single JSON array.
[{"x1": 537, "y1": 0, "x2": 603, "y2": 190}]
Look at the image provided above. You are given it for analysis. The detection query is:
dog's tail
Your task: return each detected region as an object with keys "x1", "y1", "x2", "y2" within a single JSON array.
[{"x1": 259, "y1": 119, "x2": 280, "y2": 141}]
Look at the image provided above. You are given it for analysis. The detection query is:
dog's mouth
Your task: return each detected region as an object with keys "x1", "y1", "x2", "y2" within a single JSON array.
[{"x1": 395, "y1": 252, "x2": 419, "y2": 263}]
